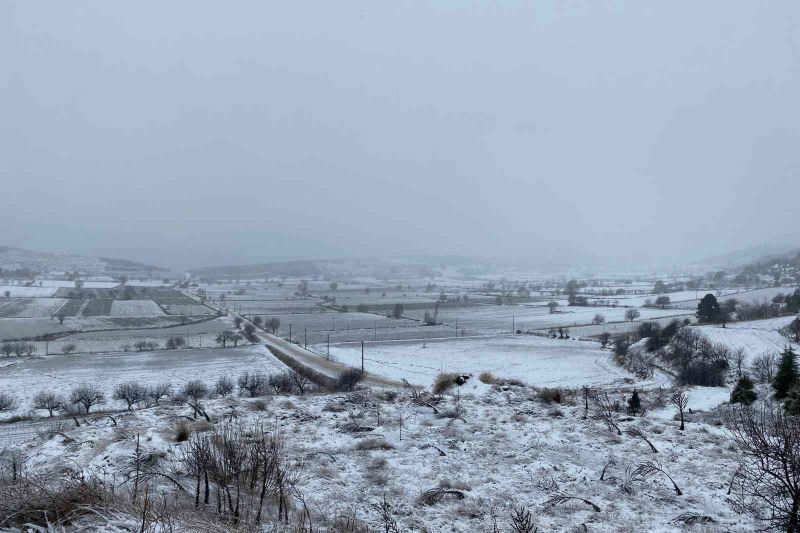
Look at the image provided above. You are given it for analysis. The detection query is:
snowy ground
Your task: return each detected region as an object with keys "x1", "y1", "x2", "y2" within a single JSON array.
[
  {"x1": 0, "y1": 285, "x2": 60, "y2": 297},
  {"x1": 0, "y1": 344, "x2": 287, "y2": 423},
  {"x1": 0, "y1": 297, "x2": 68, "y2": 318},
  {"x1": 109, "y1": 299, "x2": 165, "y2": 317},
  {"x1": 693, "y1": 315, "x2": 798, "y2": 364},
  {"x1": 319, "y1": 335, "x2": 667, "y2": 389},
  {"x1": 5, "y1": 383, "x2": 761, "y2": 532}
]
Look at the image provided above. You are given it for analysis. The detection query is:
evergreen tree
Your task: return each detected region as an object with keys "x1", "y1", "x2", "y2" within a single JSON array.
[
  {"x1": 627, "y1": 389, "x2": 641, "y2": 415},
  {"x1": 784, "y1": 386, "x2": 800, "y2": 416},
  {"x1": 696, "y1": 293, "x2": 721, "y2": 323},
  {"x1": 730, "y1": 375, "x2": 757, "y2": 405},
  {"x1": 773, "y1": 345, "x2": 799, "y2": 399}
]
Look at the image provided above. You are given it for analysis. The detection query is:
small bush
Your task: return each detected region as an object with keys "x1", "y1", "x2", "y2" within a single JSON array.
[
  {"x1": 537, "y1": 388, "x2": 562, "y2": 404},
  {"x1": 479, "y1": 371, "x2": 499, "y2": 385},
  {"x1": 174, "y1": 420, "x2": 192, "y2": 442},
  {"x1": 335, "y1": 367, "x2": 364, "y2": 392},
  {"x1": 433, "y1": 373, "x2": 458, "y2": 394},
  {"x1": 61, "y1": 343, "x2": 77, "y2": 355},
  {"x1": 355, "y1": 438, "x2": 395, "y2": 451}
]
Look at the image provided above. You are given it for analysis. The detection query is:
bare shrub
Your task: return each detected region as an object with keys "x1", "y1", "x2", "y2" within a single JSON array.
[
  {"x1": 432, "y1": 372, "x2": 461, "y2": 395},
  {"x1": 69, "y1": 384, "x2": 105, "y2": 414},
  {"x1": 537, "y1": 388, "x2": 562, "y2": 404},
  {"x1": 510, "y1": 506, "x2": 538, "y2": 533},
  {"x1": 417, "y1": 487, "x2": 466, "y2": 506},
  {"x1": 166, "y1": 335, "x2": 186, "y2": 349},
  {"x1": 174, "y1": 420, "x2": 192, "y2": 442},
  {"x1": 61, "y1": 343, "x2": 77, "y2": 355},
  {"x1": 591, "y1": 390, "x2": 622, "y2": 435},
  {"x1": 336, "y1": 367, "x2": 364, "y2": 392},
  {"x1": 355, "y1": 438, "x2": 394, "y2": 451},
  {"x1": 727, "y1": 404, "x2": 800, "y2": 532},
  {"x1": 479, "y1": 371, "x2": 499, "y2": 385},
  {"x1": 633, "y1": 460, "x2": 682, "y2": 495},
  {"x1": 0, "y1": 392, "x2": 17, "y2": 412},
  {"x1": 543, "y1": 493, "x2": 601, "y2": 512}
]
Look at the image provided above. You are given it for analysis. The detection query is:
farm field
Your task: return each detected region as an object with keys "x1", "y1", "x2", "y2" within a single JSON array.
[
  {"x1": 320, "y1": 334, "x2": 667, "y2": 389},
  {"x1": 404, "y1": 304, "x2": 695, "y2": 333},
  {"x1": 694, "y1": 316, "x2": 798, "y2": 365},
  {"x1": 0, "y1": 285, "x2": 59, "y2": 297},
  {"x1": 672, "y1": 286, "x2": 796, "y2": 309},
  {"x1": 0, "y1": 297, "x2": 68, "y2": 318},
  {"x1": 0, "y1": 344, "x2": 288, "y2": 424},
  {"x1": 109, "y1": 299, "x2": 165, "y2": 317}
]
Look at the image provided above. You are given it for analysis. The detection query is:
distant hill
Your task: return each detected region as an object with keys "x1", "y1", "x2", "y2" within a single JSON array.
[
  {"x1": 0, "y1": 246, "x2": 171, "y2": 278},
  {"x1": 700, "y1": 243, "x2": 800, "y2": 269}
]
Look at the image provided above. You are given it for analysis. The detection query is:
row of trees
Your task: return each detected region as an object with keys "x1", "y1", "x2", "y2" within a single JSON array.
[{"x1": 3, "y1": 363, "x2": 352, "y2": 419}]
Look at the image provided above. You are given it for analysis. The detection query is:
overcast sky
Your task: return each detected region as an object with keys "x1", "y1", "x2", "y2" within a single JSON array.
[{"x1": 2, "y1": 1, "x2": 799, "y2": 271}]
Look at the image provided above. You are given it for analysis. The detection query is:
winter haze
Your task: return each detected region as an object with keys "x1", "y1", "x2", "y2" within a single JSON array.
[{"x1": 2, "y1": 1, "x2": 799, "y2": 270}]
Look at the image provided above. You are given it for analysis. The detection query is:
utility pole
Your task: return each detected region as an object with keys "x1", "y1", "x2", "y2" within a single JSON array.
[
  {"x1": 304, "y1": 327, "x2": 307, "y2": 348},
  {"x1": 455, "y1": 318, "x2": 458, "y2": 337},
  {"x1": 327, "y1": 333, "x2": 330, "y2": 357},
  {"x1": 512, "y1": 315, "x2": 515, "y2": 333},
  {"x1": 361, "y1": 340, "x2": 365, "y2": 372},
  {"x1": 289, "y1": 323, "x2": 292, "y2": 343},
  {"x1": 374, "y1": 320, "x2": 377, "y2": 341}
]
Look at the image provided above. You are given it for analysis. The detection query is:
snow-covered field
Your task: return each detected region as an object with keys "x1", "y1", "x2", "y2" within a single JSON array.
[
  {"x1": 36, "y1": 280, "x2": 121, "y2": 288},
  {"x1": 109, "y1": 299, "x2": 165, "y2": 316},
  {"x1": 0, "y1": 297, "x2": 67, "y2": 318},
  {"x1": 320, "y1": 335, "x2": 666, "y2": 389},
  {"x1": 0, "y1": 285, "x2": 59, "y2": 297},
  {"x1": 673, "y1": 286, "x2": 796, "y2": 309},
  {"x1": 405, "y1": 304, "x2": 694, "y2": 333},
  {"x1": 0, "y1": 344, "x2": 287, "y2": 422},
  {"x1": 694, "y1": 316, "x2": 797, "y2": 364}
]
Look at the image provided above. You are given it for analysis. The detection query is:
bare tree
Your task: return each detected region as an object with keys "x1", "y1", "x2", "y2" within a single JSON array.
[
  {"x1": 69, "y1": 384, "x2": 105, "y2": 414},
  {"x1": 625, "y1": 308, "x2": 641, "y2": 322},
  {"x1": 752, "y1": 350, "x2": 779, "y2": 384},
  {"x1": 289, "y1": 370, "x2": 312, "y2": 394},
  {"x1": 32, "y1": 390, "x2": 61, "y2": 416},
  {"x1": 234, "y1": 316, "x2": 243, "y2": 329},
  {"x1": 731, "y1": 347, "x2": 747, "y2": 379},
  {"x1": 547, "y1": 301, "x2": 558, "y2": 314},
  {"x1": 147, "y1": 382, "x2": 172, "y2": 406},
  {"x1": 215, "y1": 376, "x2": 235, "y2": 397},
  {"x1": 267, "y1": 317, "x2": 281, "y2": 334},
  {"x1": 727, "y1": 404, "x2": 800, "y2": 532},
  {"x1": 592, "y1": 313, "x2": 606, "y2": 325},
  {"x1": 216, "y1": 330, "x2": 236, "y2": 347},
  {"x1": 598, "y1": 332, "x2": 611, "y2": 348},
  {"x1": 62, "y1": 343, "x2": 77, "y2": 355},
  {"x1": 113, "y1": 381, "x2": 147, "y2": 411},
  {"x1": 670, "y1": 391, "x2": 688, "y2": 431},
  {"x1": 238, "y1": 371, "x2": 267, "y2": 397},
  {"x1": 181, "y1": 380, "x2": 209, "y2": 419}
]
